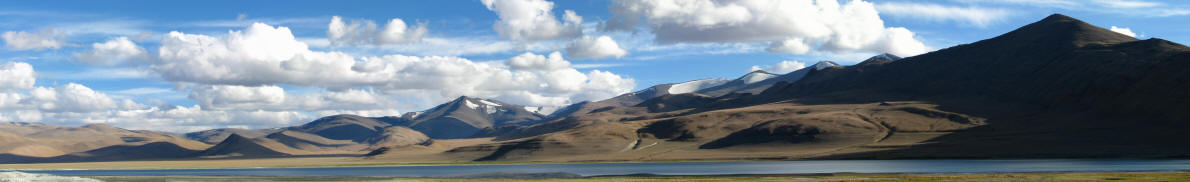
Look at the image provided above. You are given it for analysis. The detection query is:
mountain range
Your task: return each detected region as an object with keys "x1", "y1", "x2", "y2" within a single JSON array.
[{"x1": 1, "y1": 14, "x2": 1189, "y2": 163}]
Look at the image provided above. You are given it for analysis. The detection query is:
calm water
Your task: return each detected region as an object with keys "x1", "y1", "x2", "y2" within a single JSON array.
[{"x1": 14, "y1": 159, "x2": 1190, "y2": 177}]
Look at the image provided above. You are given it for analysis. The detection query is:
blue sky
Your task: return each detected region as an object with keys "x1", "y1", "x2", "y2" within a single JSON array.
[{"x1": 0, "y1": 0, "x2": 1187, "y2": 132}]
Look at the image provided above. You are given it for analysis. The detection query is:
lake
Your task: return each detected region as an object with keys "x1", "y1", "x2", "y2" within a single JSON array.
[{"x1": 14, "y1": 159, "x2": 1190, "y2": 177}]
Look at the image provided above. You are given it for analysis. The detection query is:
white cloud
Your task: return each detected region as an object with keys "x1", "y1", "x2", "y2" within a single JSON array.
[
  {"x1": 75, "y1": 37, "x2": 149, "y2": 65},
  {"x1": 0, "y1": 62, "x2": 36, "y2": 91},
  {"x1": 154, "y1": 23, "x2": 360, "y2": 87},
  {"x1": 565, "y1": 35, "x2": 628, "y2": 59},
  {"x1": 30, "y1": 105, "x2": 311, "y2": 132},
  {"x1": 766, "y1": 38, "x2": 812, "y2": 54},
  {"x1": 573, "y1": 70, "x2": 636, "y2": 103},
  {"x1": 48, "y1": 68, "x2": 152, "y2": 80},
  {"x1": 0, "y1": 93, "x2": 22, "y2": 109},
  {"x1": 27, "y1": 83, "x2": 120, "y2": 113},
  {"x1": 876, "y1": 2, "x2": 1012, "y2": 27},
  {"x1": 481, "y1": 0, "x2": 583, "y2": 41},
  {"x1": 1110, "y1": 26, "x2": 1138, "y2": 37},
  {"x1": 750, "y1": 60, "x2": 807, "y2": 74},
  {"x1": 508, "y1": 51, "x2": 571, "y2": 70},
  {"x1": 1, "y1": 29, "x2": 64, "y2": 50},
  {"x1": 361, "y1": 52, "x2": 636, "y2": 106},
  {"x1": 0, "y1": 61, "x2": 315, "y2": 132},
  {"x1": 327, "y1": 16, "x2": 427, "y2": 46},
  {"x1": 605, "y1": 0, "x2": 929, "y2": 56},
  {"x1": 189, "y1": 85, "x2": 286, "y2": 110},
  {"x1": 153, "y1": 23, "x2": 636, "y2": 107}
]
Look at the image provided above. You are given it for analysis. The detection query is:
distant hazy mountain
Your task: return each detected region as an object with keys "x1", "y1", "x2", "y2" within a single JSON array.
[{"x1": 0, "y1": 123, "x2": 209, "y2": 163}]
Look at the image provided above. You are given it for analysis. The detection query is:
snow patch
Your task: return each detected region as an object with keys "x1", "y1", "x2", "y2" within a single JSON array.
[
  {"x1": 483, "y1": 105, "x2": 500, "y2": 114},
  {"x1": 477, "y1": 99, "x2": 501, "y2": 106},
  {"x1": 523, "y1": 106, "x2": 561, "y2": 115},
  {"x1": 812, "y1": 61, "x2": 840, "y2": 70},
  {"x1": 463, "y1": 100, "x2": 479, "y2": 109},
  {"x1": 741, "y1": 72, "x2": 777, "y2": 84},
  {"x1": 0, "y1": 172, "x2": 101, "y2": 182},
  {"x1": 667, "y1": 78, "x2": 730, "y2": 94},
  {"x1": 537, "y1": 106, "x2": 560, "y2": 115}
]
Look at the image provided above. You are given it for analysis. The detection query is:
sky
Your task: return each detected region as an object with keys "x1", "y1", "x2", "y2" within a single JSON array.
[{"x1": 0, "y1": 0, "x2": 1187, "y2": 132}]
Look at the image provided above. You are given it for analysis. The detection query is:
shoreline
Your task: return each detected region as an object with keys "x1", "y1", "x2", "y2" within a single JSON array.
[
  {"x1": 73, "y1": 171, "x2": 1190, "y2": 181},
  {"x1": 3, "y1": 157, "x2": 1188, "y2": 171}
]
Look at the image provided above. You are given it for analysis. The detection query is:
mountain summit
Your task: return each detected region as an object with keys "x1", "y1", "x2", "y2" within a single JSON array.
[
  {"x1": 404, "y1": 96, "x2": 546, "y2": 139},
  {"x1": 759, "y1": 13, "x2": 1190, "y2": 158}
]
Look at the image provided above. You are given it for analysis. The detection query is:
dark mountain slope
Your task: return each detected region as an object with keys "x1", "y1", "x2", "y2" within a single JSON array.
[
  {"x1": 294, "y1": 114, "x2": 391, "y2": 141},
  {"x1": 760, "y1": 14, "x2": 1190, "y2": 158},
  {"x1": 196, "y1": 134, "x2": 289, "y2": 157},
  {"x1": 186, "y1": 128, "x2": 281, "y2": 144},
  {"x1": 770, "y1": 14, "x2": 1190, "y2": 119}
]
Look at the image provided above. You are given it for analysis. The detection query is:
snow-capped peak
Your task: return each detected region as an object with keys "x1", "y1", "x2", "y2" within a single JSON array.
[
  {"x1": 864, "y1": 53, "x2": 902, "y2": 62},
  {"x1": 739, "y1": 70, "x2": 778, "y2": 84},
  {"x1": 668, "y1": 78, "x2": 730, "y2": 94},
  {"x1": 456, "y1": 97, "x2": 507, "y2": 115},
  {"x1": 812, "y1": 61, "x2": 840, "y2": 70}
]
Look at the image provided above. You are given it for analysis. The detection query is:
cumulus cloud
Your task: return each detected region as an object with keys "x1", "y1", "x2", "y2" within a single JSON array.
[
  {"x1": 0, "y1": 62, "x2": 315, "y2": 132},
  {"x1": 189, "y1": 85, "x2": 286, "y2": 110},
  {"x1": 152, "y1": 23, "x2": 636, "y2": 107},
  {"x1": 604, "y1": 0, "x2": 929, "y2": 56},
  {"x1": 0, "y1": 62, "x2": 36, "y2": 91},
  {"x1": 750, "y1": 60, "x2": 807, "y2": 74},
  {"x1": 0, "y1": 21, "x2": 641, "y2": 132},
  {"x1": 1109, "y1": 26, "x2": 1138, "y2": 37},
  {"x1": 1, "y1": 29, "x2": 64, "y2": 50},
  {"x1": 154, "y1": 23, "x2": 360, "y2": 87},
  {"x1": 508, "y1": 51, "x2": 571, "y2": 70},
  {"x1": 188, "y1": 85, "x2": 398, "y2": 112},
  {"x1": 20, "y1": 105, "x2": 312, "y2": 132},
  {"x1": 75, "y1": 37, "x2": 149, "y2": 65},
  {"x1": 481, "y1": 0, "x2": 583, "y2": 41},
  {"x1": 876, "y1": 2, "x2": 1012, "y2": 27},
  {"x1": 327, "y1": 16, "x2": 427, "y2": 45},
  {"x1": 565, "y1": 35, "x2": 628, "y2": 59},
  {"x1": 361, "y1": 52, "x2": 636, "y2": 106},
  {"x1": 26, "y1": 83, "x2": 121, "y2": 113},
  {"x1": 766, "y1": 38, "x2": 812, "y2": 54}
]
